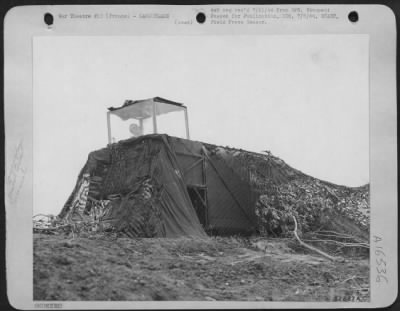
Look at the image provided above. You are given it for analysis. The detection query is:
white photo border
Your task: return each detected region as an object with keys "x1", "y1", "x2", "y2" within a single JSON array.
[{"x1": 4, "y1": 4, "x2": 397, "y2": 309}]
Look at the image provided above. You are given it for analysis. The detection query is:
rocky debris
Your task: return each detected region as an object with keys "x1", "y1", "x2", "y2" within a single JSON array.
[
  {"x1": 34, "y1": 176, "x2": 164, "y2": 238},
  {"x1": 33, "y1": 214, "x2": 59, "y2": 233}
]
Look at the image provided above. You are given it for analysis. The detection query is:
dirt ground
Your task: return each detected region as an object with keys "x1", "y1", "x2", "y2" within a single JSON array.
[{"x1": 34, "y1": 233, "x2": 369, "y2": 301}]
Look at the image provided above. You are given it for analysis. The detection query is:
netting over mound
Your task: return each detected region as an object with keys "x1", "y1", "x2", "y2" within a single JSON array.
[
  {"x1": 255, "y1": 179, "x2": 369, "y2": 240},
  {"x1": 204, "y1": 145, "x2": 305, "y2": 190},
  {"x1": 56, "y1": 134, "x2": 369, "y2": 241},
  {"x1": 205, "y1": 144, "x2": 369, "y2": 241}
]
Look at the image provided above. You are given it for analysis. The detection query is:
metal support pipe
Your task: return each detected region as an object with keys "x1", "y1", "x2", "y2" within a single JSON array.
[
  {"x1": 152, "y1": 101, "x2": 158, "y2": 134},
  {"x1": 139, "y1": 119, "x2": 144, "y2": 136},
  {"x1": 106, "y1": 112, "x2": 112, "y2": 144},
  {"x1": 184, "y1": 108, "x2": 190, "y2": 139}
]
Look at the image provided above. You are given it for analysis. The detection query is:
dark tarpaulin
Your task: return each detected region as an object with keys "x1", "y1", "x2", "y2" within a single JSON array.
[
  {"x1": 60, "y1": 134, "x2": 265, "y2": 237},
  {"x1": 168, "y1": 136, "x2": 259, "y2": 234},
  {"x1": 60, "y1": 135, "x2": 207, "y2": 238},
  {"x1": 152, "y1": 136, "x2": 207, "y2": 237},
  {"x1": 205, "y1": 151, "x2": 258, "y2": 234},
  {"x1": 167, "y1": 136, "x2": 205, "y2": 186}
]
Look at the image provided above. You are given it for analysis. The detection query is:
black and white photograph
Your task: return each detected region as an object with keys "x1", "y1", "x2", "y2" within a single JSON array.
[{"x1": 4, "y1": 4, "x2": 397, "y2": 309}]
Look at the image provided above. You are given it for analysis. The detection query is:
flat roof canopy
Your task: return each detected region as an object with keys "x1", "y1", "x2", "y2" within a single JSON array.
[{"x1": 108, "y1": 97, "x2": 186, "y2": 121}]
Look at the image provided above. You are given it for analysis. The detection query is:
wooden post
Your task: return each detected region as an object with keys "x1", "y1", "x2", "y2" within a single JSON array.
[
  {"x1": 184, "y1": 107, "x2": 190, "y2": 139},
  {"x1": 106, "y1": 112, "x2": 112, "y2": 144},
  {"x1": 152, "y1": 101, "x2": 158, "y2": 134}
]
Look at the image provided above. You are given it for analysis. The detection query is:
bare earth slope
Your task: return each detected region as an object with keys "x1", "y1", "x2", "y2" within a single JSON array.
[{"x1": 34, "y1": 234, "x2": 369, "y2": 301}]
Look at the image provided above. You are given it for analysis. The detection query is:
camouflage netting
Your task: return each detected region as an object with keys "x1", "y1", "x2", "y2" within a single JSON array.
[
  {"x1": 255, "y1": 179, "x2": 369, "y2": 240},
  {"x1": 49, "y1": 135, "x2": 369, "y2": 241},
  {"x1": 100, "y1": 176, "x2": 165, "y2": 237},
  {"x1": 205, "y1": 145, "x2": 304, "y2": 190},
  {"x1": 208, "y1": 146, "x2": 369, "y2": 241}
]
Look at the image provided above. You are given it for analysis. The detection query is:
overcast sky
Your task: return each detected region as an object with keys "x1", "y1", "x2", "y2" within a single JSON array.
[{"x1": 33, "y1": 35, "x2": 369, "y2": 215}]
